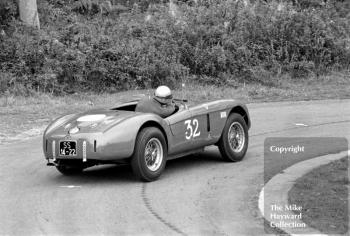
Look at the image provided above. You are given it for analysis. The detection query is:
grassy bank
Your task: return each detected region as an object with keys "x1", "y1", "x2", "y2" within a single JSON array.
[
  {"x1": 1, "y1": 72, "x2": 349, "y2": 144},
  {"x1": 288, "y1": 157, "x2": 349, "y2": 234}
]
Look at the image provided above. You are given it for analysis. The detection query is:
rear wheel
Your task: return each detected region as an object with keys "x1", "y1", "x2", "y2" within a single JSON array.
[
  {"x1": 131, "y1": 127, "x2": 167, "y2": 181},
  {"x1": 218, "y1": 113, "x2": 248, "y2": 162}
]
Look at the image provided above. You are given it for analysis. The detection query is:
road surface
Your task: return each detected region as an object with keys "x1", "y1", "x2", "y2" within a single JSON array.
[{"x1": 0, "y1": 99, "x2": 349, "y2": 235}]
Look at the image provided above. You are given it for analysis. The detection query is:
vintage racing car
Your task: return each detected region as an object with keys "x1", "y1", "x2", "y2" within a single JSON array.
[{"x1": 43, "y1": 97, "x2": 251, "y2": 181}]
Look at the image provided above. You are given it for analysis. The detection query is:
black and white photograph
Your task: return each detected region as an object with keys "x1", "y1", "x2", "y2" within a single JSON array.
[{"x1": 0, "y1": 0, "x2": 349, "y2": 235}]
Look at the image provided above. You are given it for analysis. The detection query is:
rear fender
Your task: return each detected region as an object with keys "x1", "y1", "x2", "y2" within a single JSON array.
[{"x1": 100, "y1": 114, "x2": 171, "y2": 159}]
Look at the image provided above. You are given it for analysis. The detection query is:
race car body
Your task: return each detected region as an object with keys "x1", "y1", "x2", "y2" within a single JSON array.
[{"x1": 43, "y1": 98, "x2": 251, "y2": 181}]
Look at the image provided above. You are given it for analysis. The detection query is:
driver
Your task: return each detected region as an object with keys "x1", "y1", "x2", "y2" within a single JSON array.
[{"x1": 135, "y1": 85, "x2": 176, "y2": 118}]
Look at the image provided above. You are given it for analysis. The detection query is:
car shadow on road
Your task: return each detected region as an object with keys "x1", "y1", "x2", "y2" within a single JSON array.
[
  {"x1": 164, "y1": 148, "x2": 224, "y2": 174},
  {"x1": 50, "y1": 147, "x2": 225, "y2": 184},
  {"x1": 50, "y1": 164, "x2": 135, "y2": 185}
]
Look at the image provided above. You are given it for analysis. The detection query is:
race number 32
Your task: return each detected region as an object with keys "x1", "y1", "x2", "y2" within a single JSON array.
[{"x1": 185, "y1": 119, "x2": 201, "y2": 140}]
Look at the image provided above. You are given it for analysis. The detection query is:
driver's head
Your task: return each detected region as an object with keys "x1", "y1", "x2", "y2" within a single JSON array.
[{"x1": 154, "y1": 85, "x2": 173, "y2": 104}]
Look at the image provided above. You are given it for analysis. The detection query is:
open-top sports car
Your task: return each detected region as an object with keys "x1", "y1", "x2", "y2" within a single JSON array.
[{"x1": 43, "y1": 97, "x2": 251, "y2": 181}]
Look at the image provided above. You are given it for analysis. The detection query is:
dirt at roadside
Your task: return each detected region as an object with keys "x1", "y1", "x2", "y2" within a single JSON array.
[
  {"x1": 0, "y1": 125, "x2": 47, "y2": 145},
  {"x1": 1, "y1": 76, "x2": 350, "y2": 145}
]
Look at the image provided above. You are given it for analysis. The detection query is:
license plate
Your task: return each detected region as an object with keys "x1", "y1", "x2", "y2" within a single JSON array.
[{"x1": 59, "y1": 141, "x2": 77, "y2": 156}]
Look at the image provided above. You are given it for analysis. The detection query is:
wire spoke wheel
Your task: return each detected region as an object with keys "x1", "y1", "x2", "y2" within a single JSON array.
[
  {"x1": 144, "y1": 138, "x2": 163, "y2": 171},
  {"x1": 228, "y1": 121, "x2": 245, "y2": 152},
  {"x1": 218, "y1": 113, "x2": 248, "y2": 162},
  {"x1": 131, "y1": 127, "x2": 167, "y2": 181}
]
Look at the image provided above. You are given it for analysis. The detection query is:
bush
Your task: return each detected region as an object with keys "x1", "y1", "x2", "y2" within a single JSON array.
[
  {"x1": 0, "y1": 0, "x2": 349, "y2": 94},
  {"x1": 0, "y1": 0, "x2": 17, "y2": 30}
]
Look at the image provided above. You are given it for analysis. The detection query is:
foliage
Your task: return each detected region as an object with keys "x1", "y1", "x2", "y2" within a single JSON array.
[
  {"x1": 0, "y1": 0, "x2": 349, "y2": 95},
  {"x1": 0, "y1": 0, "x2": 17, "y2": 29}
]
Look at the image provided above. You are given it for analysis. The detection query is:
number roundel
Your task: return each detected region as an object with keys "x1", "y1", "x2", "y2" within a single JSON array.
[{"x1": 185, "y1": 119, "x2": 201, "y2": 140}]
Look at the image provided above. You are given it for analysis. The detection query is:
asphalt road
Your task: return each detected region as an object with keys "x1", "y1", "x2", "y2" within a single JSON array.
[{"x1": 0, "y1": 99, "x2": 349, "y2": 236}]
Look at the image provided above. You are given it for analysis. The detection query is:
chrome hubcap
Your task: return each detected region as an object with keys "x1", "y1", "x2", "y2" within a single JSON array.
[
  {"x1": 145, "y1": 138, "x2": 163, "y2": 171},
  {"x1": 228, "y1": 122, "x2": 245, "y2": 152}
]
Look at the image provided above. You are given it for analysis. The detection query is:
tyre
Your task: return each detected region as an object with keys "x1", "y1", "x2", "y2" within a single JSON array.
[
  {"x1": 131, "y1": 127, "x2": 167, "y2": 181},
  {"x1": 56, "y1": 164, "x2": 84, "y2": 175},
  {"x1": 218, "y1": 113, "x2": 248, "y2": 162}
]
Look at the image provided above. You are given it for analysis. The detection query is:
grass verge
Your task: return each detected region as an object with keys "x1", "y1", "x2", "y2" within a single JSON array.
[
  {"x1": 288, "y1": 157, "x2": 349, "y2": 234},
  {"x1": 1, "y1": 72, "x2": 349, "y2": 144}
]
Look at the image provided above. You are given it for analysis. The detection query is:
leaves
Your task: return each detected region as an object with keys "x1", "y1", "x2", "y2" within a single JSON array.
[{"x1": 0, "y1": 0, "x2": 349, "y2": 95}]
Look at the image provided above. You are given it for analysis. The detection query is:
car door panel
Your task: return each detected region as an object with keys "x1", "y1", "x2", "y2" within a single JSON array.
[
  {"x1": 189, "y1": 114, "x2": 211, "y2": 149},
  {"x1": 166, "y1": 110, "x2": 193, "y2": 154},
  {"x1": 165, "y1": 103, "x2": 229, "y2": 155}
]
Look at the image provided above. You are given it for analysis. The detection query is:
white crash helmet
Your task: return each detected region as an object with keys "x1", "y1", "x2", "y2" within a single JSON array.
[{"x1": 155, "y1": 85, "x2": 173, "y2": 99}]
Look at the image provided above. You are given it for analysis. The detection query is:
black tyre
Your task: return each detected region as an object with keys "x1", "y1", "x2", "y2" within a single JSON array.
[
  {"x1": 218, "y1": 113, "x2": 248, "y2": 162},
  {"x1": 131, "y1": 127, "x2": 167, "y2": 182},
  {"x1": 56, "y1": 165, "x2": 84, "y2": 175}
]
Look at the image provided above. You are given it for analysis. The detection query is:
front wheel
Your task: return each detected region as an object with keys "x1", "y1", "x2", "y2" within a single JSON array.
[
  {"x1": 218, "y1": 113, "x2": 248, "y2": 162},
  {"x1": 131, "y1": 127, "x2": 167, "y2": 181}
]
